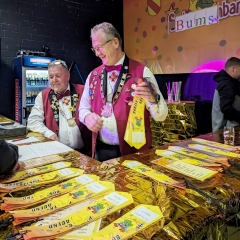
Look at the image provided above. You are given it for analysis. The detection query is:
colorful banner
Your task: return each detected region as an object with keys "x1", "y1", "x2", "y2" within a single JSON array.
[{"x1": 124, "y1": 0, "x2": 240, "y2": 73}]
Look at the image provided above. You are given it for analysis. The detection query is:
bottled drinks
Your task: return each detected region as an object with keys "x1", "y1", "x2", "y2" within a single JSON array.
[
  {"x1": 26, "y1": 92, "x2": 31, "y2": 104},
  {"x1": 223, "y1": 126, "x2": 235, "y2": 145},
  {"x1": 39, "y1": 73, "x2": 43, "y2": 86},
  {"x1": 31, "y1": 74, "x2": 35, "y2": 86},
  {"x1": 26, "y1": 73, "x2": 30, "y2": 86},
  {"x1": 223, "y1": 134, "x2": 234, "y2": 145}
]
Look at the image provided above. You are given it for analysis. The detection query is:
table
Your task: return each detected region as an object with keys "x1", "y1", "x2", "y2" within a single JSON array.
[
  {"x1": 1, "y1": 129, "x2": 240, "y2": 239},
  {"x1": 0, "y1": 115, "x2": 13, "y2": 124},
  {"x1": 151, "y1": 101, "x2": 197, "y2": 147},
  {"x1": 0, "y1": 115, "x2": 27, "y2": 139}
]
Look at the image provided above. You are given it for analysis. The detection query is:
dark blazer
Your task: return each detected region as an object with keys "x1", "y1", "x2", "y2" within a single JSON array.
[{"x1": 0, "y1": 138, "x2": 19, "y2": 175}]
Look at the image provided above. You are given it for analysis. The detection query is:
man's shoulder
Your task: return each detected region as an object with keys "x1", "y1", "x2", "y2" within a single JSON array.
[
  {"x1": 129, "y1": 58, "x2": 144, "y2": 66},
  {"x1": 217, "y1": 77, "x2": 235, "y2": 88},
  {"x1": 71, "y1": 83, "x2": 84, "y2": 93},
  {"x1": 42, "y1": 88, "x2": 51, "y2": 98},
  {"x1": 92, "y1": 64, "x2": 104, "y2": 72},
  {"x1": 87, "y1": 62, "x2": 104, "y2": 72},
  {"x1": 128, "y1": 58, "x2": 145, "y2": 73},
  {"x1": 87, "y1": 64, "x2": 104, "y2": 81},
  {"x1": 42, "y1": 88, "x2": 51, "y2": 93}
]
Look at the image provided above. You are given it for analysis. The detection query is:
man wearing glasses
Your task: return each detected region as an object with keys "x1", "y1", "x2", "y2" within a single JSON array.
[
  {"x1": 27, "y1": 60, "x2": 91, "y2": 154},
  {"x1": 79, "y1": 22, "x2": 168, "y2": 161}
]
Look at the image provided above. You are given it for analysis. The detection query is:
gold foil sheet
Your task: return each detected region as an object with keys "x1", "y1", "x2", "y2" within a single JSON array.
[
  {"x1": 1, "y1": 130, "x2": 240, "y2": 239},
  {"x1": 0, "y1": 115, "x2": 14, "y2": 124},
  {"x1": 151, "y1": 101, "x2": 197, "y2": 146}
]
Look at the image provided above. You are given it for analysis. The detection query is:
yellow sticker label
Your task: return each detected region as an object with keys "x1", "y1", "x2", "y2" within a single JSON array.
[
  {"x1": 1, "y1": 174, "x2": 98, "y2": 209},
  {"x1": 1, "y1": 162, "x2": 72, "y2": 183},
  {"x1": 21, "y1": 192, "x2": 133, "y2": 239},
  {"x1": 90, "y1": 204, "x2": 162, "y2": 240},
  {"x1": 153, "y1": 158, "x2": 217, "y2": 181},
  {"x1": 189, "y1": 144, "x2": 240, "y2": 158},
  {"x1": 11, "y1": 181, "x2": 115, "y2": 225},
  {"x1": 122, "y1": 160, "x2": 182, "y2": 188}
]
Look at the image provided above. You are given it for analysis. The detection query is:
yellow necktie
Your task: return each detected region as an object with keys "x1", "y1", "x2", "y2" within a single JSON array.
[{"x1": 124, "y1": 96, "x2": 146, "y2": 149}]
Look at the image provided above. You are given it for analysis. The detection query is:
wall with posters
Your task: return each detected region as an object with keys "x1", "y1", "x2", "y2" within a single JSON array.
[{"x1": 123, "y1": 0, "x2": 240, "y2": 74}]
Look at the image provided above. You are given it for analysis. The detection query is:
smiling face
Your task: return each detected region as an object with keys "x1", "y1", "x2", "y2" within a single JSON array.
[
  {"x1": 91, "y1": 29, "x2": 123, "y2": 66},
  {"x1": 48, "y1": 65, "x2": 70, "y2": 93}
]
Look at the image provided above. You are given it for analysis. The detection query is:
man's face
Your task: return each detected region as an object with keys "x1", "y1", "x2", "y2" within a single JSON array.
[
  {"x1": 233, "y1": 65, "x2": 240, "y2": 79},
  {"x1": 48, "y1": 65, "x2": 70, "y2": 93},
  {"x1": 91, "y1": 30, "x2": 119, "y2": 66}
]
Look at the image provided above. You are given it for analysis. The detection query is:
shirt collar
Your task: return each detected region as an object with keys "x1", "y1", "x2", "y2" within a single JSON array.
[{"x1": 115, "y1": 53, "x2": 125, "y2": 66}]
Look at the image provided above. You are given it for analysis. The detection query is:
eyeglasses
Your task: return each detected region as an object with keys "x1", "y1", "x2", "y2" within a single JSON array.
[
  {"x1": 48, "y1": 60, "x2": 68, "y2": 70},
  {"x1": 91, "y1": 39, "x2": 113, "y2": 53}
]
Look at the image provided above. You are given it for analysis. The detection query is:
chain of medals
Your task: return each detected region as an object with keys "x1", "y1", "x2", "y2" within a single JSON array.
[
  {"x1": 50, "y1": 90, "x2": 78, "y2": 127},
  {"x1": 58, "y1": 106, "x2": 76, "y2": 127},
  {"x1": 100, "y1": 68, "x2": 128, "y2": 117}
]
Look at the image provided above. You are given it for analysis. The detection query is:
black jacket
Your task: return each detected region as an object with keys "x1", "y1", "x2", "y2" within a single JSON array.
[
  {"x1": 0, "y1": 138, "x2": 19, "y2": 175},
  {"x1": 214, "y1": 70, "x2": 240, "y2": 123}
]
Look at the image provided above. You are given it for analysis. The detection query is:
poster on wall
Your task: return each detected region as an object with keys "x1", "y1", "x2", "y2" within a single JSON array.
[{"x1": 124, "y1": 0, "x2": 240, "y2": 74}]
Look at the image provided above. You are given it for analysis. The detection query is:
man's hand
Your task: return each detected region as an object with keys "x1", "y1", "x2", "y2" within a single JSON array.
[
  {"x1": 49, "y1": 134, "x2": 60, "y2": 141},
  {"x1": 11, "y1": 162, "x2": 24, "y2": 173},
  {"x1": 85, "y1": 113, "x2": 103, "y2": 132},
  {"x1": 135, "y1": 81, "x2": 156, "y2": 102}
]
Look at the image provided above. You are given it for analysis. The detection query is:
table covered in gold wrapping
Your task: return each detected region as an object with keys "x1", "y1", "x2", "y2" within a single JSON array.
[
  {"x1": 0, "y1": 115, "x2": 14, "y2": 124},
  {"x1": 151, "y1": 101, "x2": 197, "y2": 147},
  {"x1": 1, "y1": 126, "x2": 240, "y2": 239}
]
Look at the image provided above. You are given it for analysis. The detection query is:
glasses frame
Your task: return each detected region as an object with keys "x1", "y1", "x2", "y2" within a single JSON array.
[
  {"x1": 48, "y1": 60, "x2": 68, "y2": 70},
  {"x1": 91, "y1": 39, "x2": 113, "y2": 53}
]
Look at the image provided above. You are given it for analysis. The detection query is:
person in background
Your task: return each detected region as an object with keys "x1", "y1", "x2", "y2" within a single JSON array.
[
  {"x1": 27, "y1": 60, "x2": 91, "y2": 155},
  {"x1": 79, "y1": 22, "x2": 168, "y2": 161},
  {"x1": 212, "y1": 57, "x2": 240, "y2": 132},
  {"x1": 0, "y1": 138, "x2": 20, "y2": 176}
]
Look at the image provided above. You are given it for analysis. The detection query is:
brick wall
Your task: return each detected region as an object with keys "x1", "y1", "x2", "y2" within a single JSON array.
[{"x1": 0, "y1": 0, "x2": 123, "y2": 119}]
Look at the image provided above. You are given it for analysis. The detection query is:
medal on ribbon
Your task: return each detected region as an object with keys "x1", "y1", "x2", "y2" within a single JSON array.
[
  {"x1": 67, "y1": 118, "x2": 76, "y2": 127},
  {"x1": 21, "y1": 191, "x2": 133, "y2": 240},
  {"x1": 11, "y1": 181, "x2": 115, "y2": 226},
  {"x1": 101, "y1": 102, "x2": 113, "y2": 118},
  {"x1": 100, "y1": 60, "x2": 128, "y2": 118},
  {"x1": 1, "y1": 174, "x2": 98, "y2": 212}
]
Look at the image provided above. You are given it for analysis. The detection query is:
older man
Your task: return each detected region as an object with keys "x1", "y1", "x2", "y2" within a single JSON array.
[
  {"x1": 79, "y1": 22, "x2": 168, "y2": 161},
  {"x1": 27, "y1": 60, "x2": 90, "y2": 154}
]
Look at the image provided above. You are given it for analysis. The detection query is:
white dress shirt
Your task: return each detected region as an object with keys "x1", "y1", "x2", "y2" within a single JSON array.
[
  {"x1": 79, "y1": 54, "x2": 168, "y2": 145},
  {"x1": 27, "y1": 85, "x2": 84, "y2": 149}
]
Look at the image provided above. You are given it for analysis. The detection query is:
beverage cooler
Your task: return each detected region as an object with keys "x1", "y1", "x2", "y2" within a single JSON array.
[{"x1": 13, "y1": 55, "x2": 55, "y2": 125}]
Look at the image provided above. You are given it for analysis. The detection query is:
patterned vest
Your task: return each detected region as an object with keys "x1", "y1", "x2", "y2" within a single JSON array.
[
  {"x1": 42, "y1": 83, "x2": 92, "y2": 154},
  {"x1": 89, "y1": 58, "x2": 152, "y2": 157}
]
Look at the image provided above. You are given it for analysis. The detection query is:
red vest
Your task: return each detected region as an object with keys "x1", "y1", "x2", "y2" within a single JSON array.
[
  {"x1": 89, "y1": 59, "x2": 152, "y2": 157},
  {"x1": 42, "y1": 84, "x2": 92, "y2": 153}
]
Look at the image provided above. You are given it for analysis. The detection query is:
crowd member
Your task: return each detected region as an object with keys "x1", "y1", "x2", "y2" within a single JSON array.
[
  {"x1": 79, "y1": 22, "x2": 168, "y2": 161},
  {"x1": 212, "y1": 57, "x2": 240, "y2": 132},
  {"x1": 27, "y1": 60, "x2": 91, "y2": 154},
  {"x1": 0, "y1": 138, "x2": 20, "y2": 176}
]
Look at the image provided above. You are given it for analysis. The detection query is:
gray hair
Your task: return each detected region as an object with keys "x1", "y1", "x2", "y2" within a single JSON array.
[
  {"x1": 91, "y1": 22, "x2": 122, "y2": 48},
  {"x1": 48, "y1": 59, "x2": 68, "y2": 71}
]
